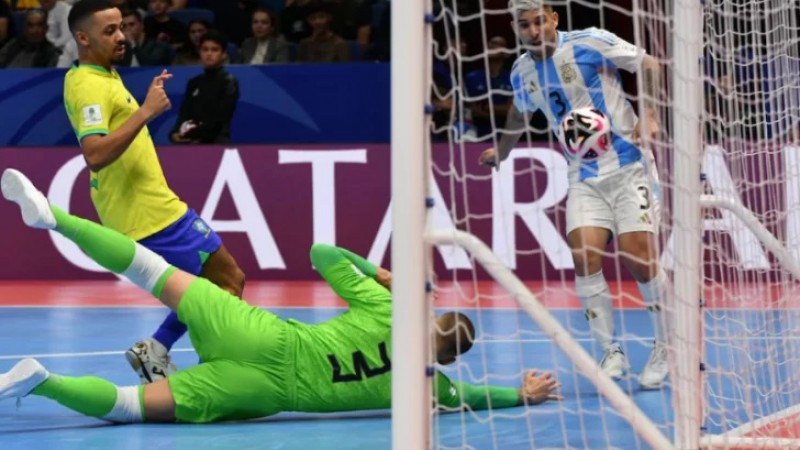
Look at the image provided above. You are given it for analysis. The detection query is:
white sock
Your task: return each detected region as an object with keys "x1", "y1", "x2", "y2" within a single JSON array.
[
  {"x1": 102, "y1": 386, "x2": 144, "y2": 423},
  {"x1": 121, "y1": 244, "x2": 171, "y2": 295},
  {"x1": 637, "y1": 268, "x2": 670, "y2": 345},
  {"x1": 576, "y1": 271, "x2": 615, "y2": 349}
]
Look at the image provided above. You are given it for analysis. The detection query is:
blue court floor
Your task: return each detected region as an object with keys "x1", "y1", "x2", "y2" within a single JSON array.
[{"x1": 0, "y1": 303, "x2": 797, "y2": 449}]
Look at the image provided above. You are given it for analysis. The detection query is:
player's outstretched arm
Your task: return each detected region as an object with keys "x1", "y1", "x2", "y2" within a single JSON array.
[
  {"x1": 478, "y1": 104, "x2": 527, "y2": 171},
  {"x1": 448, "y1": 369, "x2": 562, "y2": 411},
  {"x1": 82, "y1": 70, "x2": 173, "y2": 171},
  {"x1": 310, "y1": 243, "x2": 393, "y2": 289}
]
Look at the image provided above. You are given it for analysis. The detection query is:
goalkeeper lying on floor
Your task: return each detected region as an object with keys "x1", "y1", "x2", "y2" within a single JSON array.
[{"x1": 0, "y1": 168, "x2": 561, "y2": 423}]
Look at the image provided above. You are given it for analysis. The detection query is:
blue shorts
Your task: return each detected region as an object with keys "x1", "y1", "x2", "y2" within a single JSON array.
[{"x1": 138, "y1": 209, "x2": 222, "y2": 276}]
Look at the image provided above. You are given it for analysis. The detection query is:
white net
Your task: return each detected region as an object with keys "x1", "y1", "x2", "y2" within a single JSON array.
[
  {"x1": 423, "y1": 0, "x2": 800, "y2": 448},
  {"x1": 692, "y1": 0, "x2": 800, "y2": 445}
]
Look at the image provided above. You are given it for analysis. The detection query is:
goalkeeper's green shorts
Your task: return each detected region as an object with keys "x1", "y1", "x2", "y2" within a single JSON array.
[{"x1": 168, "y1": 278, "x2": 294, "y2": 423}]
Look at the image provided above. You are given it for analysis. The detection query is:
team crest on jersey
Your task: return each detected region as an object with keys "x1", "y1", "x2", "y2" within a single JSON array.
[
  {"x1": 559, "y1": 62, "x2": 578, "y2": 83},
  {"x1": 192, "y1": 219, "x2": 211, "y2": 238}
]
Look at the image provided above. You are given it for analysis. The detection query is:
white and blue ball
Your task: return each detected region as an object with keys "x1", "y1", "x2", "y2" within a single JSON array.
[{"x1": 559, "y1": 107, "x2": 611, "y2": 161}]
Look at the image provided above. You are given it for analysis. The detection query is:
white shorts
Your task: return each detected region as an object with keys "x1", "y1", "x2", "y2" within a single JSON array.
[{"x1": 565, "y1": 161, "x2": 661, "y2": 236}]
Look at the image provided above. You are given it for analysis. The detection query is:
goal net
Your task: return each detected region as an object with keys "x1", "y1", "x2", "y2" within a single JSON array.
[{"x1": 394, "y1": 0, "x2": 800, "y2": 448}]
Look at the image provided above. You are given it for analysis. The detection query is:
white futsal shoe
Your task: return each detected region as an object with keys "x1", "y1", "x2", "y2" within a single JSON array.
[
  {"x1": 1, "y1": 168, "x2": 56, "y2": 229},
  {"x1": 600, "y1": 343, "x2": 629, "y2": 380},
  {"x1": 0, "y1": 358, "x2": 49, "y2": 401},
  {"x1": 638, "y1": 343, "x2": 669, "y2": 390},
  {"x1": 125, "y1": 338, "x2": 175, "y2": 384}
]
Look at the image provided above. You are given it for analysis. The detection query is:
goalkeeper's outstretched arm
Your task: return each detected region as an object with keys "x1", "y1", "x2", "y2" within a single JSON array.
[{"x1": 445, "y1": 370, "x2": 562, "y2": 411}]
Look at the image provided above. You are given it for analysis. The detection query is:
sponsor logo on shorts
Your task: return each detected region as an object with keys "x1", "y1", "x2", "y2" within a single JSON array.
[
  {"x1": 639, "y1": 213, "x2": 652, "y2": 225},
  {"x1": 192, "y1": 219, "x2": 211, "y2": 238}
]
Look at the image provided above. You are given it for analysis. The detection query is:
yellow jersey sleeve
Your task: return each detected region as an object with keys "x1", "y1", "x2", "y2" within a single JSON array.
[{"x1": 64, "y1": 68, "x2": 114, "y2": 141}]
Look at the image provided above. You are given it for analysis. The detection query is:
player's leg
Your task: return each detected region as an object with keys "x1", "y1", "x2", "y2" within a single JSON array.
[
  {"x1": 0, "y1": 357, "x2": 175, "y2": 423},
  {"x1": 566, "y1": 181, "x2": 628, "y2": 379},
  {"x1": 1, "y1": 168, "x2": 193, "y2": 312},
  {"x1": 130, "y1": 210, "x2": 244, "y2": 383},
  {"x1": 612, "y1": 163, "x2": 670, "y2": 389},
  {"x1": 200, "y1": 244, "x2": 246, "y2": 296}
]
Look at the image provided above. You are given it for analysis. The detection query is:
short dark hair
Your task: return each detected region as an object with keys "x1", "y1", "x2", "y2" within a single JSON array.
[
  {"x1": 25, "y1": 8, "x2": 47, "y2": 23},
  {"x1": 120, "y1": 8, "x2": 142, "y2": 22},
  {"x1": 68, "y1": 0, "x2": 115, "y2": 34},
  {"x1": 199, "y1": 30, "x2": 227, "y2": 50},
  {"x1": 306, "y1": 1, "x2": 332, "y2": 17},
  {"x1": 438, "y1": 312, "x2": 476, "y2": 356}
]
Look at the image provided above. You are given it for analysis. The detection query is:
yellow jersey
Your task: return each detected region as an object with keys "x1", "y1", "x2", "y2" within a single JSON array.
[{"x1": 63, "y1": 63, "x2": 187, "y2": 240}]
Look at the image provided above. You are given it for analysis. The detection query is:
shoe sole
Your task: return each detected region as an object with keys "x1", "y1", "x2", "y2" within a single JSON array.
[
  {"x1": 638, "y1": 375, "x2": 667, "y2": 390},
  {"x1": 1, "y1": 169, "x2": 54, "y2": 229},
  {"x1": 125, "y1": 349, "x2": 152, "y2": 384},
  {"x1": 0, "y1": 358, "x2": 48, "y2": 399},
  {"x1": 638, "y1": 382, "x2": 664, "y2": 390}
]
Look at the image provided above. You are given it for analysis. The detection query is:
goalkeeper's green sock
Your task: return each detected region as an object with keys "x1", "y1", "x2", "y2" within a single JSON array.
[
  {"x1": 51, "y1": 206, "x2": 175, "y2": 297},
  {"x1": 32, "y1": 374, "x2": 144, "y2": 423}
]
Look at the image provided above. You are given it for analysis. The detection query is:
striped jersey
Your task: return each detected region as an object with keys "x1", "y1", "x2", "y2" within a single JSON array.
[{"x1": 510, "y1": 28, "x2": 649, "y2": 182}]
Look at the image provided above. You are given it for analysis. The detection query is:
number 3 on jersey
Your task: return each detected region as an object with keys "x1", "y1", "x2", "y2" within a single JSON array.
[{"x1": 549, "y1": 91, "x2": 567, "y2": 117}]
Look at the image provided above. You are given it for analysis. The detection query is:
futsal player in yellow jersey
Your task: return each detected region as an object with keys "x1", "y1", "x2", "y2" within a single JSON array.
[{"x1": 62, "y1": 0, "x2": 245, "y2": 383}]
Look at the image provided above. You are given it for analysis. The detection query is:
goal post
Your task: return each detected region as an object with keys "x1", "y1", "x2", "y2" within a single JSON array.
[{"x1": 390, "y1": 0, "x2": 800, "y2": 448}]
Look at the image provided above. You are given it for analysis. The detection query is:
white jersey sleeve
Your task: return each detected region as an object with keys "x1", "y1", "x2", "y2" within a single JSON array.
[{"x1": 566, "y1": 27, "x2": 646, "y2": 73}]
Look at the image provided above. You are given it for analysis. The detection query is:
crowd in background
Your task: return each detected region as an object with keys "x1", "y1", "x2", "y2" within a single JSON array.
[
  {"x1": 1, "y1": 0, "x2": 796, "y2": 143},
  {"x1": 0, "y1": 0, "x2": 391, "y2": 68}
]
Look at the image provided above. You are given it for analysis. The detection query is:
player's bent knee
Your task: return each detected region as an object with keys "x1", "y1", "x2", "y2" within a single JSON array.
[
  {"x1": 571, "y1": 249, "x2": 603, "y2": 276},
  {"x1": 227, "y1": 266, "x2": 245, "y2": 297},
  {"x1": 142, "y1": 379, "x2": 176, "y2": 423}
]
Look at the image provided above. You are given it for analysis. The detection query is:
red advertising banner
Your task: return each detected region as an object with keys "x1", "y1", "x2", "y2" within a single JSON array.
[{"x1": 0, "y1": 144, "x2": 797, "y2": 280}]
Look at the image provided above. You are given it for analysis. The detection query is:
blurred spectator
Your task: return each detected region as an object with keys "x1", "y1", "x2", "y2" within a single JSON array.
[
  {"x1": 297, "y1": 3, "x2": 348, "y2": 63},
  {"x1": 326, "y1": 0, "x2": 371, "y2": 50},
  {"x1": 238, "y1": 7, "x2": 289, "y2": 64},
  {"x1": 206, "y1": 0, "x2": 257, "y2": 47},
  {"x1": 173, "y1": 18, "x2": 210, "y2": 65},
  {"x1": 464, "y1": 36, "x2": 513, "y2": 140},
  {"x1": 40, "y1": 0, "x2": 70, "y2": 50},
  {"x1": 369, "y1": 0, "x2": 388, "y2": 61},
  {"x1": 120, "y1": 9, "x2": 172, "y2": 66},
  {"x1": 14, "y1": 0, "x2": 40, "y2": 10},
  {"x1": 168, "y1": 0, "x2": 186, "y2": 10},
  {"x1": 170, "y1": 30, "x2": 239, "y2": 144},
  {"x1": 0, "y1": 0, "x2": 12, "y2": 45},
  {"x1": 0, "y1": 9, "x2": 58, "y2": 68},
  {"x1": 56, "y1": 35, "x2": 76, "y2": 67},
  {"x1": 111, "y1": 0, "x2": 146, "y2": 15},
  {"x1": 258, "y1": 0, "x2": 284, "y2": 11},
  {"x1": 144, "y1": 0, "x2": 186, "y2": 48},
  {"x1": 431, "y1": 38, "x2": 467, "y2": 141},
  {"x1": 280, "y1": 0, "x2": 313, "y2": 43}
]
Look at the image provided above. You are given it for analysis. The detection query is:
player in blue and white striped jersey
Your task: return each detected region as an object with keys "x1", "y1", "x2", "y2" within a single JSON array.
[{"x1": 479, "y1": 0, "x2": 670, "y2": 389}]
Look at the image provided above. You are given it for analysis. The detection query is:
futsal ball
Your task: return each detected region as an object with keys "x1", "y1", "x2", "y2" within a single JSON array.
[{"x1": 560, "y1": 107, "x2": 611, "y2": 161}]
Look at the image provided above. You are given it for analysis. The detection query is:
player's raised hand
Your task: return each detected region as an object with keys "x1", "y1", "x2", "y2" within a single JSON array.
[
  {"x1": 478, "y1": 148, "x2": 499, "y2": 170},
  {"x1": 142, "y1": 69, "x2": 173, "y2": 120},
  {"x1": 519, "y1": 369, "x2": 562, "y2": 405}
]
